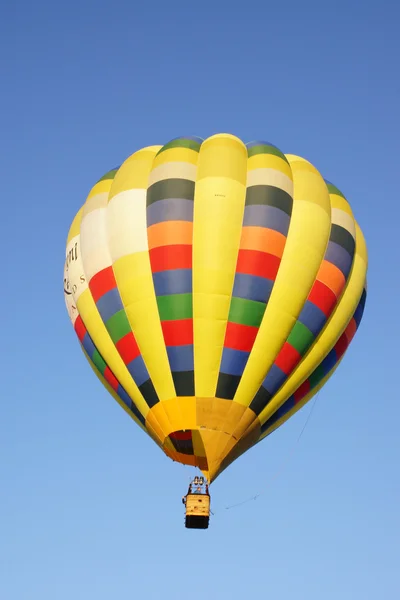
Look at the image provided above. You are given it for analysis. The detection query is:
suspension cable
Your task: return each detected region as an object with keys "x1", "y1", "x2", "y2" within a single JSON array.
[{"x1": 223, "y1": 393, "x2": 320, "y2": 511}]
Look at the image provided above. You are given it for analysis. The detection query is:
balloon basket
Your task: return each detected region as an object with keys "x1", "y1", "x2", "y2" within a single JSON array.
[{"x1": 182, "y1": 476, "x2": 210, "y2": 529}]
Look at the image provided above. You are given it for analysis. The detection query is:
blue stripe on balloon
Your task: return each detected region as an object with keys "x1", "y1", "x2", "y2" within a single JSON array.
[
  {"x1": 297, "y1": 301, "x2": 327, "y2": 336},
  {"x1": 220, "y1": 347, "x2": 250, "y2": 376},
  {"x1": 96, "y1": 288, "x2": 124, "y2": 323},
  {"x1": 82, "y1": 332, "x2": 96, "y2": 358},
  {"x1": 166, "y1": 345, "x2": 194, "y2": 371},
  {"x1": 260, "y1": 396, "x2": 295, "y2": 434},
  {"x1": 325, "y1": 241, "x2": 353, "y2": 278},
  {"x1": 262, "y1": 364, "x2": 287, "y2": 395},
  {"x1": 117, "y1": 386, "x2": 132, "y2": 409},
  {"x1": 322, "y1": 349, "x2": 338, "y2": 375},
  {"x1": 354, "y1": 289, "x2": 367, "y2": 327},
  {"x1": 232, "y1": 273, "x2": 274, "y2": 303},
  {"x1": 126, "y1": 356, "x2": 149, "y2": 387},
  {"x1": 243, "y1": 205, "x2": 290, "y2": 235},
  {"x1": 153, "y1": 269, "x2": 192, "y2": 296},
  {"x1": 117, "y1": 385, "x2": 145, "y2": 424},
  {"x1": 147, "y1": 198, "x2": 194, "y2": 226}
]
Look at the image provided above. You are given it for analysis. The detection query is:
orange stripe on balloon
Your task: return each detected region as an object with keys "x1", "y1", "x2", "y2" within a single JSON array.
[
  {"x1": 147, "y1": 221, "x2": 193, "y2": 249},
  {"x1": 317, "y1": 260, "x2": 346, "y2": 297},
  {"x1": 240, "y1": 227, "x2": 286, "y2": 258}
]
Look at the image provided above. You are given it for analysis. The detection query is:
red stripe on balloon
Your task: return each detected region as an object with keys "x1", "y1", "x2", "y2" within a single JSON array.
[
  {"x1": 116, "y1": 332, "x2": 141, "y2": 364},
  {"x1": 224, "y1": 322, "x2": 259, "y2": 352},
  {"x1": 89, "y1": 266, "x2": 117, "y2": 302},
  {"x1": 274, "y1": 342, "x2": 302, "y2": 375},
  {"x1": 74, "y1": 315, "x2": 87, "y2": 342},
  {"x1": 236, "y1": 249, "x2": 280, "y2": 280},
  {"x1": 150, "y1": 245, "x2": 192, "y2": 272},
  {"x1": 308, "y1": 280, "x2": 338, "y2": 317},
  {"x1": 161, "y1": 319, "x2": 193, "y2": 346},
  {"x1": 104, "y1": 366, "x2": 119, "y2": 391}
]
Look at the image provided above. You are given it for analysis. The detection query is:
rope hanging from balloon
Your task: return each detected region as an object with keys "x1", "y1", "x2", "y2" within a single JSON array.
[{"x1": 223, "y1": 391, "x2": 320, "y2": 511}]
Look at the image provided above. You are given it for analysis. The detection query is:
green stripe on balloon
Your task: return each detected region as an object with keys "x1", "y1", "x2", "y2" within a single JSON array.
[
  {"x1": 325, "y1": 182, "x2": 346, "y2": 199},
  {"x1": 308, "y1": 362, "x2": 327, "y2": 388},
  {"x1": 228, "y1": 297, "x2": 265, "y2": 328},
  {"x1": 247, "y1": 144, "x2": 289, "y2": 162},
  {"x1": 157, "y1": 294, "x2": 193, "y2": 320},
  {"x1": 156, "y1": 138, "x2": 202, "y2": 155},
  {"x1": 106, "y1": 311, "x2": 132, "y2": 344},
  {"x1": 96, "y1": 169, "x2": 119, "y2": 182},
  {"x1": 92, "y1": 348, "x2": 107, "y2": 375},
  {"x1": 287, "y1": 322, "x2": 314, "y2": 355}
]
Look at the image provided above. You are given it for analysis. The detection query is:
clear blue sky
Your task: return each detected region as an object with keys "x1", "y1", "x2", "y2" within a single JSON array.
[{"x1": 2, "y1": 1, "x2": 399, "y2": 598}]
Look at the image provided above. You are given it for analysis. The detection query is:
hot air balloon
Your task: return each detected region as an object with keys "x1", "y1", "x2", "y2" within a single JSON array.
[{"x1": 64, "y1": 134, "x2": 367, "y2": 529}]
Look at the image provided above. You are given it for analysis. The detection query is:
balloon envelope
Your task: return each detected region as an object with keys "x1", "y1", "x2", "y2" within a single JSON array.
[{"x1": 64, "y1": 134, "x2": 367, "y2": 482}]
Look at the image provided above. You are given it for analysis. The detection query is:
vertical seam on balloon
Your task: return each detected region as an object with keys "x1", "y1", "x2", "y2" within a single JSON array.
[
  {"x1": 252, "y1": 195, "x2": 355, "y2": 411},
  {"x1": 235, "y1": 165, "x2": 331, "y2": 417},
  {"x1": 192, "y1": 134, "x2": 248, "y2": 400},
  {"x1": 146, "y1": 138, "x2": 203, "y2": 457},
  {"x1": 252, "y1": 183, "x2": 358, "y2": 423},
  {"x1": 147, "y1": 140, "x2": 202, "y2": 400},
  {"x1": 212, "y1": 143, "x2": 296, "y2": 467},
  {"x1": 105, "y1": 151, "x2": 177, "y2": 408},
  {"x1": 77, "y1": 172, "x2": 156, "y2": 419},
  {"x1": 221, "y1": 155, "x2": 333, "y2": 457},
  {"x1": 215, "y1": 142, "x2": 294, "y2": 404},
  {"x1": 64, "y1": 225, "x2": 148, "y2": 430}
]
